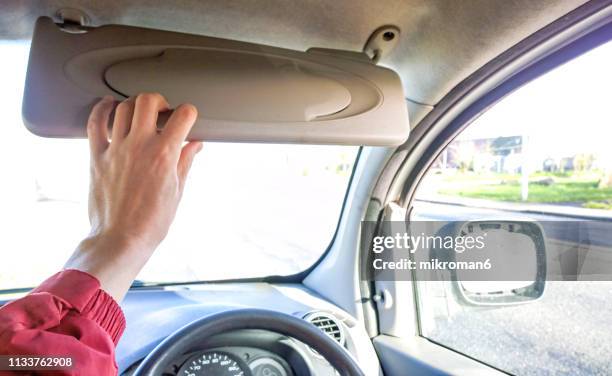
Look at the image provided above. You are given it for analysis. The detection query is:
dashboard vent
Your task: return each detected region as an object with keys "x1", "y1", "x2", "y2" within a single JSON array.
[{"x1": 304, "y1": 312, "x2": 345, "y2": 346}]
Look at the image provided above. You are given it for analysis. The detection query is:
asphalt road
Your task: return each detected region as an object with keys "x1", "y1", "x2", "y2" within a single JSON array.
[
  {"x1": 3, "y1": 191, "x2": 611, "y2": 375},
  {"x1": 413, "y1": 200, "x2": 612, "y2": 376}
]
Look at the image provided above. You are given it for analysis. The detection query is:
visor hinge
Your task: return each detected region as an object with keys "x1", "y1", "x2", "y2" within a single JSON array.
[{"x1": 55, "y1": 8, "x2": 90, "y2": 34}]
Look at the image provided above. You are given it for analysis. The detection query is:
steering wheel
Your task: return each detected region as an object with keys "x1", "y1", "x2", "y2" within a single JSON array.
[{"x1": 133, "y1": 308, "x2": 364, "y2": 376}]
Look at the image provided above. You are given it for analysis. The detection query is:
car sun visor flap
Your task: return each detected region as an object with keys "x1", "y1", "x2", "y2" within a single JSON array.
[
  {"x1": 23, "y1": 17, "x2": 409, "y2": 146},
  {"x1": 103, "y1": 49, "x2": 354, "y2": 122}
]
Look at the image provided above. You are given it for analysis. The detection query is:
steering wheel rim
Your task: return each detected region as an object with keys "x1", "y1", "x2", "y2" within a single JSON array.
[{"x1": 133, "y1": 308, "x2": 364, "y2": 376}]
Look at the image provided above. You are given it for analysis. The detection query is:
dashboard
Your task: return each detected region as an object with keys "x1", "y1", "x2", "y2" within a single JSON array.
[{"x1": 115, "y1": 282, "x2": 381, "y2": 375}]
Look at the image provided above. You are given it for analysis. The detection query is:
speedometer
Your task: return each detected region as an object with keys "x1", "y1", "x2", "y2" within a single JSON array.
[{"x1": 178, "y1": 351, "x2": 251, "y2": 376}]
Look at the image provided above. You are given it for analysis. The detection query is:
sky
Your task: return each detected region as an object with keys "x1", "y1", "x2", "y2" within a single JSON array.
[{"x1": 460, "y1": 40, "x2": 612, "y2": 162}]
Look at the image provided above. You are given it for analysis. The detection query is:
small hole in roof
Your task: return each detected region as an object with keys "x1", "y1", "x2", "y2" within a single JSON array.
[{"x1": 382, "y1": 31, "x2": 395, "y2": 41}]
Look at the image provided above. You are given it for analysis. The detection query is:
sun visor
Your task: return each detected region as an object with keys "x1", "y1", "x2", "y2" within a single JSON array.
[{"x1": 23, "y1": 17, "x2": 409, "y2": 145}]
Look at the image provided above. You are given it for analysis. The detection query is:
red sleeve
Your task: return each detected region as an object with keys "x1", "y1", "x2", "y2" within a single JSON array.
[{"x1": 0, "y1": 269, "x2": 126, "y2": 375}]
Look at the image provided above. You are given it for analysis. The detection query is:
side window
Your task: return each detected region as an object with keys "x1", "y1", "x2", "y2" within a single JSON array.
[{"x1": 412, "y1": 40, "x2": 612, "y2": 374}]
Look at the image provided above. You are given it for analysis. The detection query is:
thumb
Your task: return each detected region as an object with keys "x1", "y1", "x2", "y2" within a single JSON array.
[{"x1": 178, "y1": 141, "x2": 203, "y2": 191}]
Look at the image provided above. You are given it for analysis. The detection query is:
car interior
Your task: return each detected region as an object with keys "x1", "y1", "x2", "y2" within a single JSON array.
[{"x1": 1, "y1": 1, "x2": 612, "y2": 375}]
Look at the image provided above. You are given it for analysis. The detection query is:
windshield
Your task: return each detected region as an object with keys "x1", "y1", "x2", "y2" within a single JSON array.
[{"x1": 0, "y1": 41, "x2": 359, "y2": 290}]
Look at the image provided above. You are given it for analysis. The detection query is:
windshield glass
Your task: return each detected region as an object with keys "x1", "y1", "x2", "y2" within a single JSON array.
[{"x1": 0, "y1": 41, "x2": 359, "y2": 290}]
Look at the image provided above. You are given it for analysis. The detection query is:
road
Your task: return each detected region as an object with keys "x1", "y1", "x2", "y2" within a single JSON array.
[
  {"x1": 412, "y1": 200, "x2": 612, "y2": 376},
  {"x1": 2, "y1": 188, "x2": 611, "y2": 375}
]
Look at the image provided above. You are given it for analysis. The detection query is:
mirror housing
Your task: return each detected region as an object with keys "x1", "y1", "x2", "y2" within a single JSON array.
[{"x1": 446, "y1": 220, "x2": 546, "y2": 306}]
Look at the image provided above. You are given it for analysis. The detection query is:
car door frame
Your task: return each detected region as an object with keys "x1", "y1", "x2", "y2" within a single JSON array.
[{"x1": 362, "y1": 1, "x2": 612, "y2": 374}]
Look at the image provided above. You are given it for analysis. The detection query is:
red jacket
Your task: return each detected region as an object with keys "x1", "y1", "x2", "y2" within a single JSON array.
[{"x1": 0, "y1": 270, "x2": 126, "y2": 375}]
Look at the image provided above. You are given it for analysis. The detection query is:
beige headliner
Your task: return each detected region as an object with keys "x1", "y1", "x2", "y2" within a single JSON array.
[{"x1": 0, "y1": 0, "x2": 588, "y2": 126}]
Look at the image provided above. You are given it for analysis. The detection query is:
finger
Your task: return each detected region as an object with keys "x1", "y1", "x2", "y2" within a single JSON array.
[
  {"x1": 177, "y1": 141, "x2": 203, "y2": 191},
  {"x1": 87, "y1": 96, "x2": 114, "y2": 156},
  {"x1": 161, "y1": 103, "x2": 198, "y2": 148},
  {"x1": 112, "y1": 97, "x2": 135, "y2": 141},
  {"x1": 130, "y1": 93, "x2": 170, "y2": 138}
]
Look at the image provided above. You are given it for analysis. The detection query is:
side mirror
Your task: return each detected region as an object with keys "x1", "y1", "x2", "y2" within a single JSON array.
[
  {"x1": 363, "y1": 219, "x2": 547, "y2": 307},
  {"x1": 447, "y1": 220, "x2": 546, "y2": 306}
]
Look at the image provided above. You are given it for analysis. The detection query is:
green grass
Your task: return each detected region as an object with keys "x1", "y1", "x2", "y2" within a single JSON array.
[
  {"x1": 437, "y1": 172, "x2": 612, "y2": 207},
  {"x1": 583, "y1": 200, "x2": 612, "y2": 210}
]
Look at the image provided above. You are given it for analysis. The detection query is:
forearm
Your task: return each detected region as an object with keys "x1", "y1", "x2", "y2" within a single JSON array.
[
  {"x1": 64, "y1": 94, "x2": 200, "y2": 303},
  {"x1": 0, "y1": 93, "x2": 200, "y2": 375},
  {"x1": 64, "y1": 233, "x2": 155, "y2": 302}
]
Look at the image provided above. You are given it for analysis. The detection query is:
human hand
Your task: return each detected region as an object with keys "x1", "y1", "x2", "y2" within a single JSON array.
[{"x1": 65, "y1": 93, "x2": 202, "y2": 300}]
